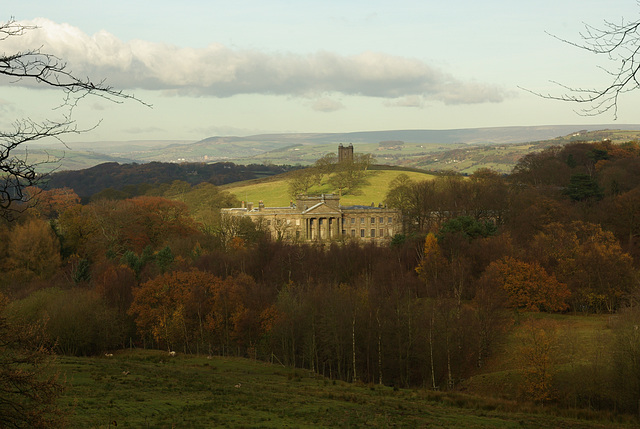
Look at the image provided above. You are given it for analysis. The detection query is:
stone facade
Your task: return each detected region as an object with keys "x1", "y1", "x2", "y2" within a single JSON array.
[{"x1": 221, "y1": 194, "x2": 400, "y2": 243}]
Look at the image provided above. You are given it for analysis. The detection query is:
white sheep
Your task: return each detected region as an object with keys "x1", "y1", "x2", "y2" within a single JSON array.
[
  {"x1": 105, "y1": 353, "x2": 113, "y2": 357},
  {"x1": 168, "y1": 351, "x2": 176, "y2": 357}
]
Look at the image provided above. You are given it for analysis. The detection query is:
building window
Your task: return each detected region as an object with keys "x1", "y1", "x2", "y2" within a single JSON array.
[
  {"x1": 371, "y1": 217, "x2": 375, "y2": 224},
  {"x1": 351, "y1": 229, "x2": 356, "y2": 237},
  {"x1": 296, "y1": 230, "x2": 300, "y2": 238},
  {"x1": 295, "y1": 219, "x2": 300, "y2": 226},
  {"x1": 360, "y1": 217, "x2": 365, "y2": 224},
  {"x1": 351, "y1": 218, "x2": 355, "y2": 224},
  {"x1": 371, "y1": 229, "x2": 375, "y2": 238},
  {"x1": 388, "y1": 217, "x2": 393, "y2": 224},
  {"x1": 379, "y1": 217, "x2": 384, "y2": 224},
  {"x1": 380, "y1": 228, "x2": 384, "y2": 237},
  {"x1": 360, "y1": 229, "x2": 365, "y2": 237}
]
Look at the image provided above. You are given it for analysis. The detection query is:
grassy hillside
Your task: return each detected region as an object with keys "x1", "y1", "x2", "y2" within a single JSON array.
[
  {"x1": 462, "y1": 313, "x2": 615, "y2": 401},
  {"x1": 221, "y1": 168, "x2": 436, "y2": 207},
  {"x1": 58, "y1": 344, "x2": 632, "y2": 428},
  {"x1": 412, "y1": 129, "x2": 640, "y2": 174}
]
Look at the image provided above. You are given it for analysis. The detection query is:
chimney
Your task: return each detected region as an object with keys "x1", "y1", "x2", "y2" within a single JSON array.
[
  {"x1": 258, "y1": 200, "x2": 264, "y2": 211},
  {"x1": 247, "y1": 202, "x2": 254, "y2": 211},
  {"x1": 241, "y1": 201, "x2": 246, "y2": 209}
]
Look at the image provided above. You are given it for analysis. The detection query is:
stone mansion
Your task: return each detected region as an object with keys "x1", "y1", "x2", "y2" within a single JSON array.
[{"x1": 221, "y1": 194, "x2": 401, "y2": 243}]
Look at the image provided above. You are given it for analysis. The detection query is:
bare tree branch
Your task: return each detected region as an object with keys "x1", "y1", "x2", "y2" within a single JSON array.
[
  {"x1": 521, "y1": 9, "x2": 640, "y2": 119},
  {"x1": 0, "y1": 18, "x2": 148, "y2": 219}
]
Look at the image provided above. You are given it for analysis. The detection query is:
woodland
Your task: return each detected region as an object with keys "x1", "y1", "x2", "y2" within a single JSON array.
[
  {"x1": 45, "y1": 161, "x2": 295, "y2": 201},
  {"x1": 2, "y1": 139, "x2": 640, "y2": 425}
]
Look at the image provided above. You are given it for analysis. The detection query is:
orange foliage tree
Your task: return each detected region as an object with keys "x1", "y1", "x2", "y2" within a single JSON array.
[
  {"x1": 481, "y1": 257, "x2": 569, "y2": 312},
  {"x1": 93, "y1": 261, "x2": 137, "y2": 314},
  {"x1": 115, "y1": 196, "x2": 200, "y2": 253},
  {"x1": 25, "y1": 187, "x2": 80, "y2": 219},
  {"x1": 517, "y1": 319, "x2": 559, "y2": 403},
  {"x1": 5, "y1": 218, "x2": 61, "y2": 282},
  {"x1": 415, "y1": 233, "x2": 448, "y2": 296},
  {"x1": 129, "y1": 269, "x2": 220, "y2": 352},
  {"x1": 129, "y1": 269, "x2": 271, "y2": 356},
  {"x1": 532, "y1": 221, "x2": 635, "y2": 312}
]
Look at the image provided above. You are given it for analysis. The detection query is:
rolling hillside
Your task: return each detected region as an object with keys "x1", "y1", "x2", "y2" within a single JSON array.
[
  {"x1": 220, "y1": 168, "x2": 436, "y2": 207},
  {"x1": 25, "y1": 125, "x2": 640, "y2": 173}
]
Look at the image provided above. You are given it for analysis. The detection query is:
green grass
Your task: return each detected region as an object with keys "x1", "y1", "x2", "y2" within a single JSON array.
[
  {"x1": 461, "y1": 313, "x2": 616, "y2": 403},
  {"x1": 222, "y1": 168, "x2": 436, "y2": 207},
  {"x1": 57, "y1": 349, "x2": 634, "y2": 428}
]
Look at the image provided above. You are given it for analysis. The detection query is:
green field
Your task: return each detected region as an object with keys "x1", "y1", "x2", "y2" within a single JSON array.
[
  {"x1": 54, "y1": 313, "x2": 637, "y2": 428},
  {"x1": 58, "y1": 349, "x2": 628, "y2": 428},
  {"x1": 221, "y1": 168, "x2": 436, "y2": 207}
]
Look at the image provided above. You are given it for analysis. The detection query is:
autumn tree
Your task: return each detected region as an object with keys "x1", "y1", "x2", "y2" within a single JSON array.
[
  {"x1": 531, "y1": 222, "x2": 635, "y2": 312},
  {"x1": 481, "y1": 257, "x2": 569, "y2": 312},
  {"x1": 93, "y1": 261, "x2": 137, "y2": 314},
  {"x1": 8, "y1": 287, "x2": 126, "y2": 356},
  {"x1": 25, "y1": 186, "x2": 80, "y2": 220},
  {"x1": 605, "y1": 186, "x2": 640, "y2": 251},
  {"x1": 415, "y1": 233, "x2": 448, "y2": 296},
  {"x1": 467, "y1": 168, "x2": 510, "y2": 223},
  {"x1": 511, "y1": 146, "x2": 571, "y2": 187},
  {"x1": 129, "y1": 269, "x2": 220, "y2": 352},
  {"x1": 0, "y1": 294, "x2": 66, "y2": 427},
  {"x1": 517, "y1": 319, "x2": 559, "y2": 403},
  {"x1": 4, "y1": 218, "x2": 61, "y2": 284}
]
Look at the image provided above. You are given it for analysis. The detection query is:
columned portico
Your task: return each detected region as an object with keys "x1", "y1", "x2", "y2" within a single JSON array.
[
  {"x1": 303, "y1": 216, "x2": 344, "y2": 241},
  {"x1": 221, "y1": 193, "x2": 399, "y2": 244}
]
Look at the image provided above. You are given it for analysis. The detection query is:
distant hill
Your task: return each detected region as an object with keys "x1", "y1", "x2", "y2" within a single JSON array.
[
  {"x1": 27, "y1": 125, "x2": 640, "y2": 173},
  {"x1": 45, "y1": 161, "x2": 294, "y2": 199}
]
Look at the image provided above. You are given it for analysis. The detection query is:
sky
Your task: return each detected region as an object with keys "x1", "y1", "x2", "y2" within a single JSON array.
[{"x1": 4, "y1": 1, "x2": 640, "y2": 143}]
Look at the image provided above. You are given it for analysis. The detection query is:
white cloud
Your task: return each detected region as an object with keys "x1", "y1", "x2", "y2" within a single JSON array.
[{"x1": 2, "y1": 18, "x2": 508, "y2": 105}]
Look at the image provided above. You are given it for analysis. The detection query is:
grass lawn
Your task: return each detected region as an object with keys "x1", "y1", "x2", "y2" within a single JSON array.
[
  {"x1": 57, "y1": 348, "x2": 635, "y2": 428},
  {"x1": 222, "y1": 168, "x2": 435, "y2": 208}
]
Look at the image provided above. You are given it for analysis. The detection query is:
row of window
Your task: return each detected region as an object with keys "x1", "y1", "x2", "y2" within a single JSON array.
[
  {"x1": 349, "y1": 217, "x2": 393, "y2": 225},
  {"x1": 268, "y1": 217, "x2": 393, "y2": 226},
  {"x1": 348, "y1": 228, "x2": 389, "y2": 238}
]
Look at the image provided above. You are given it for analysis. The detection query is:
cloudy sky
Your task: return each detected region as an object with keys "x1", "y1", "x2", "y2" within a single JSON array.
[{"x1": 4, "y1": 1, "x2": 640, "y2": 142}]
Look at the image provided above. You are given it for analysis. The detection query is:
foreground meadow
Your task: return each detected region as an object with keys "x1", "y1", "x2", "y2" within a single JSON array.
[{"x1": 58, "y1": 348, "x2": 633, "y2": 429}]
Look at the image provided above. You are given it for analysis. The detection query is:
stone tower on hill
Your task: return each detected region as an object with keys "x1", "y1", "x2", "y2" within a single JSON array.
[{"x1": 338, "y1": 143, "x2": 353, "y2": 163}]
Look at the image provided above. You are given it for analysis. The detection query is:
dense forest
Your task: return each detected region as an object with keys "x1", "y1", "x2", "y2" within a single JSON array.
[
  {"x1": 2, "y1": 140, "x2": 640, "y2": 421},
  {"x1": 45, "y1": 161, "x2": 296, "y2": 201}
]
